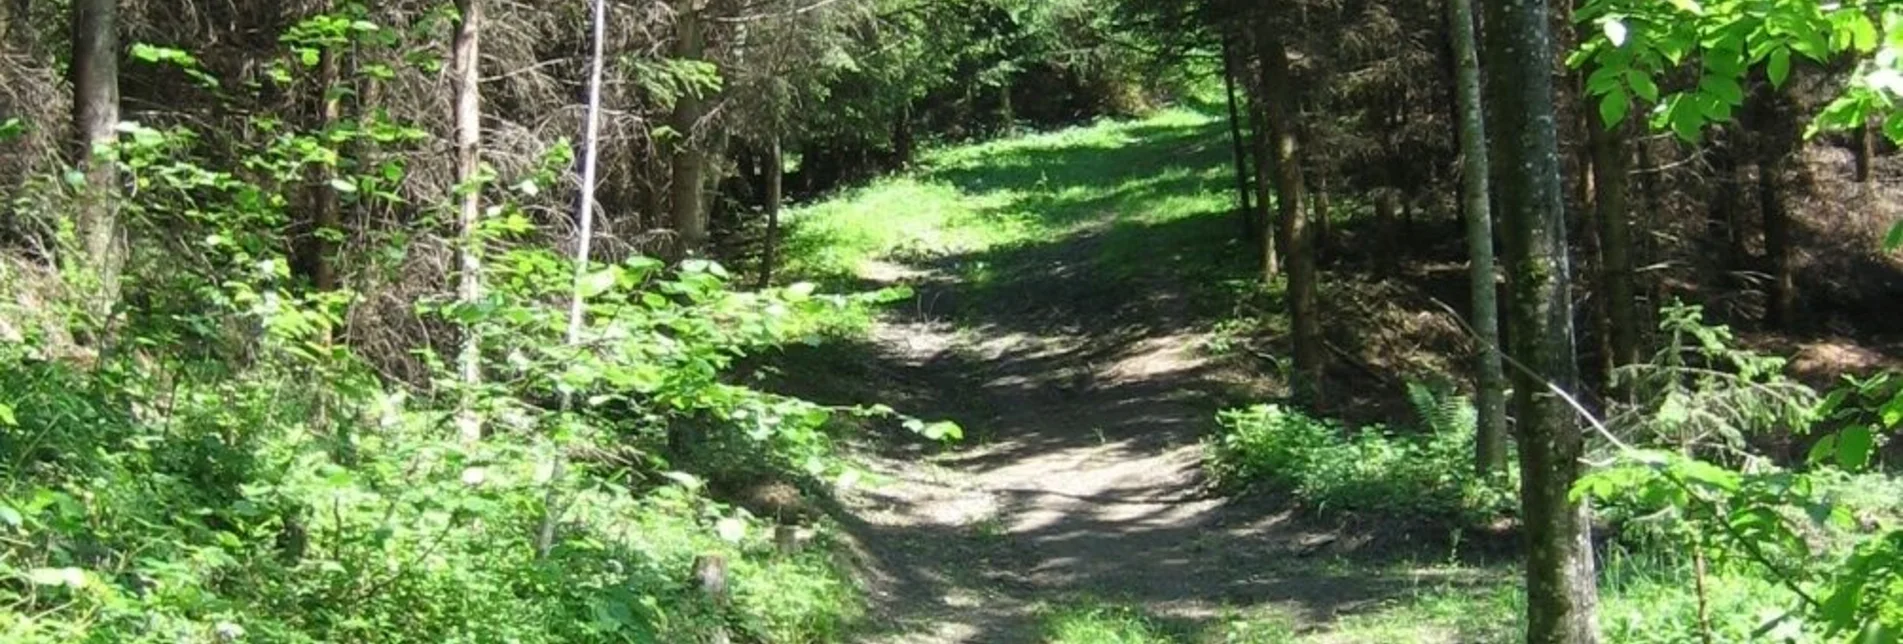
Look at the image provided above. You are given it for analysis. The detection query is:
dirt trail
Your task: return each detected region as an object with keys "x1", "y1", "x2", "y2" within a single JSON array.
[{"x1": 826, "y1": 249, "x2": 1386, "y2": 643}]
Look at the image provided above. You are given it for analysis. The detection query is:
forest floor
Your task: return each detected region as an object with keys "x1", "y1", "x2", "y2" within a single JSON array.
[
  {"x1": 768, "y1": 103, "x2": 1870, "y2": 641},
  {"x1": 771, "y1": 109, "x2": 1528, "y2": 643}
]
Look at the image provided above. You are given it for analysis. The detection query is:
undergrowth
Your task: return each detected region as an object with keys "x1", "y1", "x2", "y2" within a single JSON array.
[{"x1": 1204, "y1": 392, "x2": 1514, "y2": 526}]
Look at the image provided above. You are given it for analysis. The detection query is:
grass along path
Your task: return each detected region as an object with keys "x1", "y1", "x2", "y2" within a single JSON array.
[{"x1": 778, "y1": 109, "x2": 1770, "y2": 642}]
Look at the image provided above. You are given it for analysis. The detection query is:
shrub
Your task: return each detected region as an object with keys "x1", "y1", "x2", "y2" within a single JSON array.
[{"x1": 1204, "y1": 397, "x2": 1511, "y2": 524}]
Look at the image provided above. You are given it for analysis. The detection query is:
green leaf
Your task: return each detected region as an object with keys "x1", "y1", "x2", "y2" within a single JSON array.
[
  {"x1": 26, "y1": 567, "x2": 86, "y2": 588},
  {"x1": 0, "y1": 505, "x2": 21, "y2": 528},
  {"x1": 1886, "y1": 219, "x2": 1903, "y2": 251},
  {"x1": 1881, "y1": 391, "x2": 1903, "y2": 426},
  {"x1": 1599, "y1": 87, "x2": 1630, "y2": 127},
  {"x1": 1809, "y1": 433, "x2": 1839, "y2": 466},
  {"x1": 328, "y1": 178, "x2": 358, "y2": 193},
  {"x1": 0, "y1": 403, "x2": 14, "y2": 427},
  {"x1": 1699, "y1": 74, "x2": 1745, "y2": 105},
  {"x1": 578, "y1": 268, "x2": 618, "y2": 298},
  {"x1": 1625, "y1": 71, "x2": 1659, "y2": 102},
  {"x1": 1767, "y1": 48, "x2": 1792, "y2": 88},
  {"x1": 1838, "y1": 426, "x2": 1875, "y2": 470},
  {"x1": 1849, "y1": 14, "x2": 1880, "y2": 52},
  {"x1": 715, "y1": 517, "x2": 746, "y2": 543}
]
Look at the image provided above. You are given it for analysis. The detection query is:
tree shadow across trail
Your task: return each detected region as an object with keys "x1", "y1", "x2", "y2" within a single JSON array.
[{"x1": 768, "y1": 110, "x2": 1513, "y2": 643}]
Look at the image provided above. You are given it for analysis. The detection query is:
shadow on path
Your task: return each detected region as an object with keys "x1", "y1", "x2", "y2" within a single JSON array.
[{"x1": 767, "y1": 111, "x2": 1500, "y2": 643}]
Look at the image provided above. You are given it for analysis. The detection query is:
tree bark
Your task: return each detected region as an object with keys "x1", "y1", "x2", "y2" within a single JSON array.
[
  {"x1": 1222, "y1": 32, "x2": 1255, "y2": 243},
  {"x1": 1448, "y1": 0, "x2": 1508, "y2": 475},
  {"x1": 1481, "y1": 0, "x2": 1602, "y2": 639},
  {"x1": 452, "y1": 0, "x2": 484, "y2": 444},
  {"x1": 1749, "y1": 90, "x2": 1798, "y2": 331},
  {"x1": 669, "y1": 0, "x2": 708, "y2": 259},
  {"x1": 1257, "y1": 31, "x2": 1323, "y2": 401},
  {"x1": 1856, "y1": 121, "x2": 1875, "y2": 184},
  {"x1": 1706, "y1": 133, "x2": 1744, "y2": 271},
  {"x1": 1312, "y1": 170, "x2": 1331, "y2": 258},
  {"x1": 300, "y1": 40, "x2": 343, "y2": 293},
  {"x1": 1249, "y1": 101, "x2": 1279, "y2": 278},
  {"x1": 70, "y1": 0, "x2": 122, "y2": 318},
  {"x1": 758, "y1": 135, "x2": 783, "y2": 289},
  {"x1": 1760, "y1": 156, "x2": 1796, "y2": 330},
  {"x1": 1589, "y1": 106, "x2": 1638, "y2": 374}
]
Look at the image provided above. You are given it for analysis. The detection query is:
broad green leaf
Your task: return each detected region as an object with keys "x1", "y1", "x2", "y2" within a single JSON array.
[
  {"x1": 1809, "y1": 433, "x2": 1839, "y2": 466},
  {"x1": 0, "y1": 505, "x2": 20, "y2": 528},
  {"x1": 1850, "y1": 14, "x2": 1880, "y2": 52},
  {"x1": 0, "y1": 403, "x2": 14, "y2": 427},
  {"x1": 26, "y1": 567, "x2": 86, "y2": 588},
  {"x1": 1881, "y1": 390, "x2": 1903, "y2": 426},
  {"x1": 1838, "y1": 426, "x2": 1875, "y2": 470},
  {"x1": 1699, "y1": 74, "x2": 1744, "y2": 105},
  {"x1": 1768, "y1": 48, "x2": 1792, "y2": 88},
  {"x1": 660, "y1": 471, "x2": 704, "y2": 490},
  {"x1": 1886, "y1": 219, "x2": 1903, "y2": 251},
  {"x1": 1600, "y1": 87, "x2": 1630, "y2": 126},
  {"x1": 1626, "y1": 71, "x2": 1659, "y2": 102},
  {"x1": 715, "y1": 517, "x2": 746, "y2": 543},
  {"x1": 578, "y1": 268, "x2": 618, "y2": 298}
]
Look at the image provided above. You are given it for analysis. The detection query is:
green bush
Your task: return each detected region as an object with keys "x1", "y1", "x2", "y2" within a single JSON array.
[{"x1": 1205, "y1": 400, "x2": 1511, "y2": 524}]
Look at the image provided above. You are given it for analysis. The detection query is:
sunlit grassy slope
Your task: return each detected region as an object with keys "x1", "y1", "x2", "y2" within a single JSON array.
[{"x1": 781, "y1": 108, "x2": 1246, "y2": 289}]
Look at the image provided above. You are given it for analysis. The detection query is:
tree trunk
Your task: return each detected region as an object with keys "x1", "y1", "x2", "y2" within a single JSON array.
[
  {"x1": 1856, "y1": 121, "x2": 1875, "y2": 184},
  {"x1": 69, "y1": 0, "x2": 122, "y2": 319},
  {"x1": 758, "y1": 135, "x2": 783, "y2": 289},
  {"x1": 452, "y1": 0, "x2": 484, "y2": 444},
  {"x1": 1258, "y1": 32, "x2": 1323, "y2": 401},
  {"x1": 1589, "y1": 106, "x2": 1638, "y2": 374},
  {"x1": 894, "y1": 101, "x2": 914, "y2": 168},
  {"x1": 1222, "y1": 33, "x2": 1255, "y2": 243},
  {"x1": 1313, "y1": 170, "x2": 1331, "y2": 258},
  {"x1": 1760, "y1": 157, "x2": 1796, "y2": 330},
  {"x1": 669, "y1": 1, "x2": 708, "y2": 259},
  {"x1": 1481, "y1": 0, "x2": 1602, "y2": 639},
  {"x1": 1250, "y1": 101, "x2": 1278, "y2": 278},
  {"x1": 1750, "y1": 90, "x2": 1798, "y2": 331},
  {"x1": 1448, "y1": 0, "x2": 1508, "y2": 476},
  {"x1": 300, "y1": 40, "x2": 343, "y2": 293},
  {"x1": 1706, "y1": 133, "x2": 1744, "y2": 271}
]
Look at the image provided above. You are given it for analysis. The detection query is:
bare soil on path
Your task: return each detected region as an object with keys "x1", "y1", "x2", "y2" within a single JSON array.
[{"x1": 784, "y1": 243, "x2": 1444, "y2": 643}]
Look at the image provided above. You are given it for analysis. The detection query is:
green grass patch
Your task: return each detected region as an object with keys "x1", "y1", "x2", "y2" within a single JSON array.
[{"x1": 780, "y1": 108, "x2": 1243, "y2": 298}]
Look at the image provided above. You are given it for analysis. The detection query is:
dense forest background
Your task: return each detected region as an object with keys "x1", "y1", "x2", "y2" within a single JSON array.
[{"x1": 6, "y1": 0, "x2": 1903, "y2": 641}]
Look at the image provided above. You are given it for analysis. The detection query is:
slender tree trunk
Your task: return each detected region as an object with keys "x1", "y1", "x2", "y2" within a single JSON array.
[
  {"x1": 1313, "y1": 170, "x2": 1331, "y2": 258},
  {"x1": 1750, "y1": 90, "x2": 1798, "y2": 331},
  {"x1": 1706, "y1": 134, "x2": 1743, "y2": 271},
  {"x1": 1449, "y1": 0, "x2": 1508, "y2": 475},
  {"x1": 894, "y1": 102, "x2": 914, "y2": 168},
  {"x1": 1856, "y1": 121, "x2": 1875, "y2": 184},
  {"x1": 70, "y1": 0, "x2": 122, "y2": 319},
  {"x1": 1250, "y1": 101, "x2": 1279, "y2": 278},
  {"x1": 1589, "y1": 107, "x2": 1638, "y2": 373},
  {"x1": 758, "y1": 135, "x2": 783, "y2": 289},
  {"x1": 1760, "y1": 157, "x2": 1796, "y2": 329},
  {"x1": 1221, "y1": 33, "x2": 1255, "y2": 243},
  {"x1": 301, "y1": 40, "x2": 343, "y2": 293},
  {"x1": 452, "y1": 0, "x2": 484, "y2": 444},
  {"x1": 1481, "y1": 0, "x2": 1602, "y2": 639},
  {"x1": 539, "y1": 0, "x2": 611, "y2": 559},
  {"x1": 669, "y1": 1, "x2": 708, "y2": 259},
  {"x1": 1258, "y1": 32, "x2": 1323, "y2": 401}
]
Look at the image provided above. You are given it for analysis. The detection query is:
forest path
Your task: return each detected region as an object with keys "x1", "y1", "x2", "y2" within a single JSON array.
[{"x1": 773, "y1": 111, "x2": 1415, "y2": 642}]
